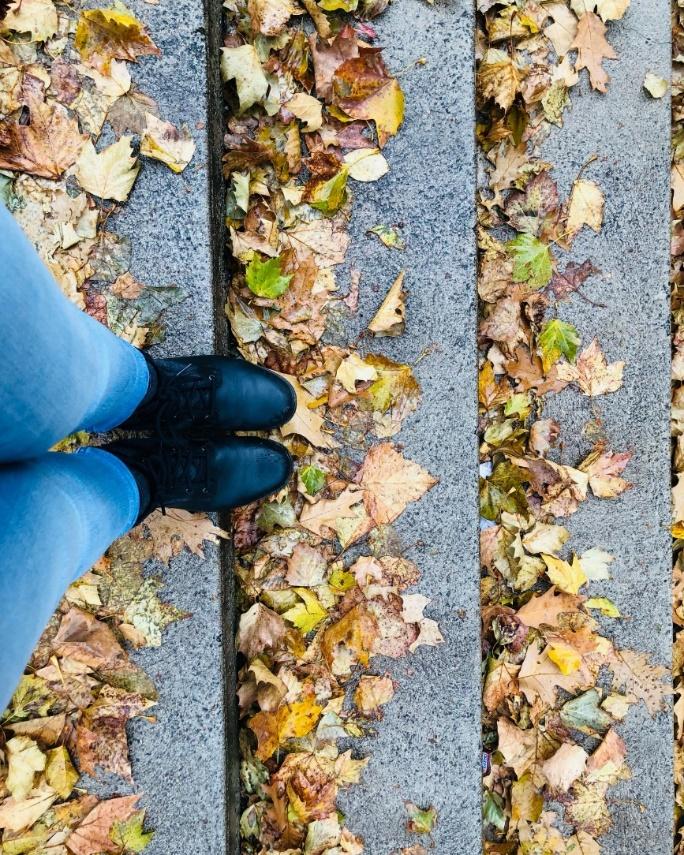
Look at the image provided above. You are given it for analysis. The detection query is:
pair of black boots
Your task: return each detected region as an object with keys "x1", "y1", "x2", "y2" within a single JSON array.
[{"x1": 106, "y1": 356, "x2": 296, "y2": 523}]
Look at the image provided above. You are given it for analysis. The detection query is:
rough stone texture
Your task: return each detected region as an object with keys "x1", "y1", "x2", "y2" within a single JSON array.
[
  {"x1": 336, "y1": 1, "x2": 482, "y2": 851},
  {"x1": 541, "y1": 7, "x2": 673, "y2": 852},
  {"x1": 100, "y1": 2, "x2": 227, "y2": 852}
]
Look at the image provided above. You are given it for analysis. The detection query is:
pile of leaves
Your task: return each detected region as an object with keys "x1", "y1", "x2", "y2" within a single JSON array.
[
  {"x1": 477, "y1": 0, "x2": 670, "y2": 850},
  {"x1": 673, "y1": 1, "x2": 684, "y2": 849},
  {"x1": 222, "y1": 1, "x2": 445, "y2": 852},
  {"x1": 0, "y1": 2, "x2": 226, "y2": 852}
]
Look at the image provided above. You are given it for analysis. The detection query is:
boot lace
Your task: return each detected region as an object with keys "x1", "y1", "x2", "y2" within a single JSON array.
[
  {"x1": 148, "y1": 364, "x2": 216, "y2": 437},
  {"x1": 141, "y1": 440, "x2": 211, "y2": 515}
]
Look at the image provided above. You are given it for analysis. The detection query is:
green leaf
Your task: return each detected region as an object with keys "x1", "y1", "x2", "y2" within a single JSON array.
[
  {"x1": 405, "y1": 801, "x2": 438, "y2": 834},
  {"x1": 368, "y1": 224, "x2": 406, "y2": 250},
  {"x1": 483, "y1": 790, "x2": 506, "y2": 832},
  {"x1": 245, "y1": 255, "x2": 293, "y2": 298},
  {"x1": 538, "y1": 318, "x2": 581, "y2": 371},
  {"x1": 110, "y1": 810, "x2": 155, "y2": 853},
  {"x1": 507, "y1": 233, "x2": 553, "y2": 287},
  {"x1": 300, "y1": 464, "x2": 326, "y2": 496},
  {"x1": 308, "y1": 167, "x2": 349, "y2": 215},
  {"x1": 560, "y1": 689, "x2": 612, "y2": 735}
]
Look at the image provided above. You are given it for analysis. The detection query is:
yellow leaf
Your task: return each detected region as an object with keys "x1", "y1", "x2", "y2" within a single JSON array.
[
  {"x1": 585, "y1": 597, "x2": 621, "y2": 618},
  {"x1": 75, "y1": 137, "x2": 140, "y2": 202},
  {"x1": 286, "y1": 92, "x2": 323, "y2": 132},
  {"x1": 6, "y1": 736, "x2": 46, "y2": 801},
  {"x1": 282, "y1": 588, "x2": 328, "y2": 633},
  {"x1": 140, "y1": 113, "x2": 196, "y2": 173},
  {"x1": 247, "y1": 0, "x2": 297, "y2": 35},
  {"x1": 45, "y1": 746, "x2": 79, "y2": 799},
  {"x1": 279, "y1": 374, "x2": 339, "y2": 449},
  {"x1": 368, "y1": 271, "x2": 406, "y2": 337},
  {"x1": 547, "y1": 643, "x2": 582, "y2": 675},
  {"x1": 343, "y1": 148, "x2": 390, "y2": 182},
  {"x1": 221, "y1": 44, "x2": 269, "y2": 113},
  {"x1": 336, "y1": 352, "x2": 378, "y2": 393},
  {"x1": 248, "y1": 698, "x2": 323, "y2": 760},
  {"x1": 75, "y1": 9, "x2": 160, "y2": 74},
  {"x1": 478, "y1": 48, "x2": 523, "y2": 111},
  {"x1": 542, "y1": 553, "x2": 587, "y2": 595},
  {"x1": 644, "y1": 71, "x2": 668, "y2": 99},
  {"x1": 566, "y1": 179, "x2": 604, "y2": 237},
  {"x1": 1, "y1": 0, "x2": 57, "y2": 41}
]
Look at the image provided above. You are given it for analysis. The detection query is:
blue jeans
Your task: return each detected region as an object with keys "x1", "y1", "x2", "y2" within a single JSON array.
[{"x1": 0, "y1": 203, "x2": 150, "y2": 712}]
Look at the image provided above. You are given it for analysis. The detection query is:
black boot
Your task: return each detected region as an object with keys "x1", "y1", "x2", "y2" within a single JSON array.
[
  {"x1": 105, "y1": 435, "x2": 293, "y2": 521},
  {"x1": 121, "y1": 355, "x2": 297, "y2": 433}
]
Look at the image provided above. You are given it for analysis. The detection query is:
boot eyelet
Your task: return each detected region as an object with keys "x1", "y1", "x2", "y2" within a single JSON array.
[
  {"x1": 202, "y1": 488, "x2": 209, "y2": 495},
  {"x1": 185, "y1": 488, "x2": 191, "y2": 495}
]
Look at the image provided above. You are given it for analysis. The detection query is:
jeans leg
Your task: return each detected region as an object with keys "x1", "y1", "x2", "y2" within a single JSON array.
[
  {"x1": 0, "y1": 448, "x2": 140, "y2": 712},
  {"x1": 0, "y1": 203, "x2": 150, "y2": 462}
]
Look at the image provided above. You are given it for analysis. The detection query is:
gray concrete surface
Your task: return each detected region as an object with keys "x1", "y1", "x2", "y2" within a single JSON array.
[
  {"x1": 336, "y1": 1, "x2": 481, "y2": 851},
  {"x1": 542, "y1": 4, "x2": 673, "y2": 851},
  {"x1": 100, "y1": 1, "x2": 228, "y2": 852}
]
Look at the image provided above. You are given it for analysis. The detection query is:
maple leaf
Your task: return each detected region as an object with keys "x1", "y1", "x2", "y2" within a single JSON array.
[
  {"x1": 556, "y1": 339, "x2": 624, "y2": 395},
  {"x1": 321, "y1": 605, "x2": 379, "y2": 675},
  {"x1": 141, "y1": 508, "x2": 228, "y2": 565},
  {"x1": 538, "y1": 318, "x2": 581, "y2": 371},
  {"x1": 247, "y1": 0, "x2": 297, "y2": 36},
  {"x1": 75, "y1": 137, "x2": 140, "y2": 202},
  {"x1": 518, "y1": 642, "x2": 592, "y2": 706},
  {"x1": 578, "y1": 445, "x2": 632, "y2": 498},
  {"x1": 571, "y1": 11, "x2": 617, "y2": 93},
  {"x1": 249, "y1": 698, "x2": 323, "y2": 760},
  {"x1": 45, "y1": 745, "x2": 80, "y2": 799},
  {"x1": 368, "y1": 271, "x2": 407, "y2": 337},
  {"x1": 0, "y1": 75, "x2": 86, "y2": 179},
  {"x1": 507, "y1": 233, "x2": 553, "y2": 287},
  {"x1": 548, "y1": 259, "x2": 600, "y2": 300},
  {"x1": 608, "y1": 647, "x2": 671, "y2": 715},
  {"x1": 110, "y1": 809, "x2": 155, "y2": 853},
  {"x1": 332, "y1": 49, "x2": 405, "y2": 147},
  {"x1": 286, "y1": 543, "x2": 327, "y2": 586},
  {"x1": 75, "y1": 8, "x2": 160, "y2": 74},
  {"x1": 286, "y1": 92, "x2": 324, "y2": 132},
  {"x1": 5, "y1": 735, "x2": 46, "y2": 800},
  {"x1": 359, "y1": 442, "x2": 437, "y2": 525},
  {"x1": 67, "y1": 795, "x2": 142, "y2": 855},
  {"x1": 300, "y1": 486, "x2": 373, "y2": 547},
  {"x1": 544, "y1": 2, "x2": 579, "y2": 58},
  {"x1": 478, "y1": 48, "x2": 523, "y2": 111},
  {"x1": 310, "y1": 25, "x2": 358, "y2": 101},
  {"x1": 543, "y1": 554, "x2": 587, "y2": 594},
  {"x1": 237, "y1": 603, "x2": 288, "y2": 659},
  {"x1": 283, "y1": 587, "x2": 328, "y2": 633},
  {"x1": 405, "y1": 802, "x2": 437, "y2": 834},
  {"x1": 496, "y1": 717, "x2": 542, "y2": 777}
]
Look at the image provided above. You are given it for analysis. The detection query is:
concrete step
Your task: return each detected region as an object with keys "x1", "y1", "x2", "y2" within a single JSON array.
[{"x1": 541, "y1": 3, "x2": 673, "y2": 849}]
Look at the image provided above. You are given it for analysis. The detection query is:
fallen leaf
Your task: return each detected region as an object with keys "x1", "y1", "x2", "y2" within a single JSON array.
[
  {"x1": 140, "y1": 113, "x2": 196, "y2": 173},
  {"x1": 0, "y1": 76, "x2": 86, "y2": 179},
  {"x1": 644, "y1": 71, "x2": 668, "y2": 98},
  {"x1": 75, "y1": 8, "x2": 160, "y2": 74},
  {"x1": 566, "y1": 179, "x2": 605, "y2": 238},
  {"x1": 540, "y1": 742, "x2": 588, "y2": 792},
  {"x1": 67, "y1": 795, "x2": 141, "y2": 855},
  {"x1": 354, "y1": 675, "x2": 395, "y2": 717},
  {"x1": 572, "y1": 11, "x2": 617, "y2": 93},
  {"x1": 368, "y1": 271, "x2": 406, "y2": 337},
  {"x1": 556, "y1": 340, "x2": 623, "y2": 395},
  {"x1": 1, "y1": 0, "x2": 57, "y2": 41},
  {"x1": 6, "y1": 736, "x2": 46, "y2": 800},
  {"x1": 221, "y1": 44, "x2": 269, "y2": 112},
  {"x1": 359, "y1": 442, "x2": 437, "y2": 525},
  {"x1": 344, "y1": 147, "x2": 389, "y2": 182},
  {"x1": 75, "y1": 137, "x2": 140, "y2": 202},
  {"x1": 280, "y1": 374, "x2": 340, "y2": 449},
  {"x1": 405, "y1": 802, "x2": 437, "y2": 835},
  {"x1": 141, "y1": 509, "x2": 228, "y2": 564}
]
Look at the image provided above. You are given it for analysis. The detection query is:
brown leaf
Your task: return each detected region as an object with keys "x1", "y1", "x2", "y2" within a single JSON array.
[
  {"x1": 0, "y1": 75, "x2": 86, "y2": 178},
  {"x1": 67, "y1": 795, "x2": 141, "y2": 855},
  {"x1": 140, "y1": 509, "x2": 229, "y2": 565},
  {"x1": 52, "y1": 607, "x2": 126, "y2": 669},
  {"x1": 571, "y1": 11, "x2": 617, "y2": 93},
  {"x1": 74, "y1": 8, "x2": 160, "y2": 74},
  {"x1": 359, "y1": 442, "x2": 437, "y2": 525}
]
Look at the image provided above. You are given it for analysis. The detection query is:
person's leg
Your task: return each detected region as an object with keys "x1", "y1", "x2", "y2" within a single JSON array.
[
  {"x1": 0, "y1": 449, "x2": 141, "y2": 712},
  {"x1": 0, "y1": 203, "x2": 150, "y2": 461}
]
